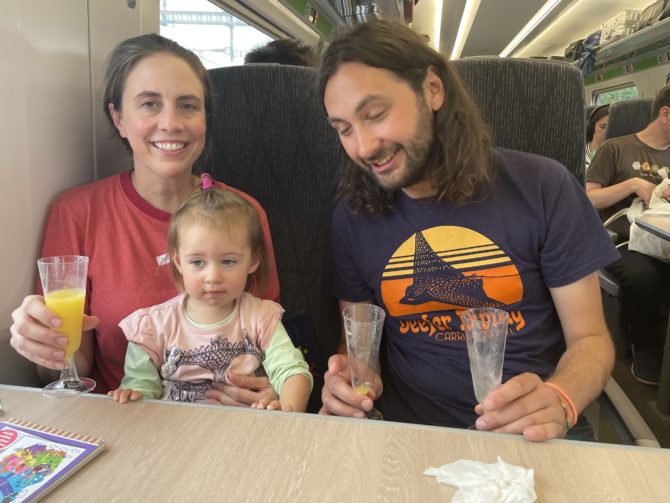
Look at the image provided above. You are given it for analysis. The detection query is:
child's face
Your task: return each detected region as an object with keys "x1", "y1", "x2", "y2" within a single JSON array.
[{"x1": 173, "y1": 221, "x2": 259, "y2": 320}]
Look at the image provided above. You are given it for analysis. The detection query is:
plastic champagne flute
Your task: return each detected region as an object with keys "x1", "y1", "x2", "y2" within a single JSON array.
[
  {"x1": 38, "y1": 255, "x2": 95, "y2": 397},
  {"x1": 461, "y1": 307, "x2": 509, "y2": 406},
  {"x1": 343, "y1": 304, "x2": 385, "y2": 420}
]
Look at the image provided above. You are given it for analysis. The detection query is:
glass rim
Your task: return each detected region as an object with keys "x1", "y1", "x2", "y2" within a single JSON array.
[
  {"x1": 37, "y1": 255, "x2": 89, "y2": 265},
  {"x1": 460, "y1": 307, "x2": 508, "y2": 316},
  {"x1": 342, "y1": 303, "x2": 385, "y2": 323}
]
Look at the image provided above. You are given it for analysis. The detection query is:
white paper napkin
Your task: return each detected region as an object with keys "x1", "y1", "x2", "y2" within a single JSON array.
[{"x1": 424, "y1": 456, "x2": 536, "y2": 502}]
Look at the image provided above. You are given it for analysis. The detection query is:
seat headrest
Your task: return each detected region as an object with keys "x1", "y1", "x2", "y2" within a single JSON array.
[{"x1": 605, "y1": 98, "x2": 653, "y2": 140}]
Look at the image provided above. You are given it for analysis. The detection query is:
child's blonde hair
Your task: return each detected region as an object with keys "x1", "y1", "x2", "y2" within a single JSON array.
[{"x1": 167, "y1": 187, "x2": 268, "y2": 295}]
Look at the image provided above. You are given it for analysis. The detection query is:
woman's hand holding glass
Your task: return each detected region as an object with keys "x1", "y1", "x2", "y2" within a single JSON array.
[
  {"x1": 10, "y1": 293, "x2": 98, "y2": 372},
  {"x1": 36, "y1": 256, "x2": 95, "y2": 396}
]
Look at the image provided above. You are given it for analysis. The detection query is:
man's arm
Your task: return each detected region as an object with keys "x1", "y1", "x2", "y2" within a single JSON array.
[
  {"x1": 475, "y1": 272, "x2": 614, "y2": 441},
  {"x1": 546, "y1": 271, "x2": 614, "y2": 413},
  {"x1": 586, "y1": 179, "x2": 656, "y2": 209}
]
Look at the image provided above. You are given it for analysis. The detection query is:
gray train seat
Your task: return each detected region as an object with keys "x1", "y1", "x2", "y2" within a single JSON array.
[
  {"x1": 454, "y1": 57, "x2": 585, "y2": 185},
  {"x1": 605, "y1": 98, "x2": 653, "y2": 140},
  {"x1": 206, "y1": 64, "x2": 341, "y2": 413}
]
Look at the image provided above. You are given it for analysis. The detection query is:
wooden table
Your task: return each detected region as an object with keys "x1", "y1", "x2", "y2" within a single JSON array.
[
  {"x1": 635, "y1": 214, "x2": 670, "y2": 414},
  {"x1": 1, "y1": 385, "x2": 670, "y2": 502}
]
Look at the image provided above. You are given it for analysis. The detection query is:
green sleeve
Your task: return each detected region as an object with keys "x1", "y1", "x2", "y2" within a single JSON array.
[
  {"x1": 262, "y1": 322, "x2": 313, "y2": 395},
  {"x1": 119, "y1": 342, "x2": 164, "y2": 399}
]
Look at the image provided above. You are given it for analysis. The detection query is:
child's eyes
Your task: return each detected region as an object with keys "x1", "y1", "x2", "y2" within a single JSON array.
[
  {"x1": 222, "y1": 259, "x2": 237, "y2": 266},
  {"x1": 190, "y1": 259, "x2": 204, "y2": 267}
]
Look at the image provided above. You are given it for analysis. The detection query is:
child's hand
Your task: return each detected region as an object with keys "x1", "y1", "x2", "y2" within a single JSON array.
[
  {"x1": 251, "y1": 399, "x2": 290, "y2": 411},
  {"x1": 107, "y1": 388, "x2": 143, "y2": 404}
]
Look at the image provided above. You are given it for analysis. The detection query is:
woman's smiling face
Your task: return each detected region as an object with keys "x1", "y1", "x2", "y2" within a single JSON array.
[{"x1": 109, "y1": 52, "x2": 206, "y2": 180}]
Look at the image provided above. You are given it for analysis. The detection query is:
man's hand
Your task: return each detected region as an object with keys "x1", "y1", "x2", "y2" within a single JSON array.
[
  {"x1": 473, "y1": 373, "x2": 569, "y2": 441},
  {"x1": 319, "y1": 354, "x2": 381, "y2": 418}
]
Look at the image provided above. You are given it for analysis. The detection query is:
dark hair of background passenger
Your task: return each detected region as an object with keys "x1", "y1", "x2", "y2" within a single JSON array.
[
  {"x1": 652, "y1": 83, "x2": 670, "y2": 118},
  {"x1": 585, "y1": 104, "x2": 610, "y2": 143},
  {"x1": 244, "y1": 39, "x2": 315, "y2": 66}
]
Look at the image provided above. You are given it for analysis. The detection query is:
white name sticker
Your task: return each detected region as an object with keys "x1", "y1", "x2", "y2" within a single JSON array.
[{"x1": 156, "y1": 253, "x2": 171, "y2": 266}]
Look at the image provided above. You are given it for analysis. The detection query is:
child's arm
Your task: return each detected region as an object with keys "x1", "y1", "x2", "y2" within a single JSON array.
[
  {"x1": 277, "y1": 374, "x2": 311, "y2": 412},
  {"x1": 260, "y1": 322, "x2": 313, "y2": 412},
  {"x1": 108, "y1": 343, "x2": 163, "y2": 404}
]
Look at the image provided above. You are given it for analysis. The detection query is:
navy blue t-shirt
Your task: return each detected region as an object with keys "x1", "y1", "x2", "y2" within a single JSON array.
[{"x1": 331, "y1": 148, "x2": 619, "y2": 428}]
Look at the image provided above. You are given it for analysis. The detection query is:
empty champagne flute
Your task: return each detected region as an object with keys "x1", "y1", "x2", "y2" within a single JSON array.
[
  {"x1": 461, "y1": 307, "x2": 509, "y2": 407},
  {"x1": 343, "y1": 304, "x2": 385, "y2": 420},
  {"x1": 38, "y1": 255, "x2": 95, "y2": 397}
]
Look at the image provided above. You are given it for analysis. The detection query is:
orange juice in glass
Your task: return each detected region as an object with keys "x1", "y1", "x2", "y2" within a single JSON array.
[
  {"x1": 44, "y1": 288, "x2": 86, "y2": 360},
  {"x1": 38, "y1": 255, "x2": 95, "y2": 397}
]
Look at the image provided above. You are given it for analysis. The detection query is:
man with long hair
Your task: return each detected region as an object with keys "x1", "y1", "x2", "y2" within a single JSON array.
[{"x1": 318, "y1": 20, "x2": 618, "y2": 441}]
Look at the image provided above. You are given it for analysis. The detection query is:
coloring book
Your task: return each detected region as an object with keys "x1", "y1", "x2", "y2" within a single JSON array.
[{"x1": 0, "y1": 418, "x2": 104, "y2": 502}]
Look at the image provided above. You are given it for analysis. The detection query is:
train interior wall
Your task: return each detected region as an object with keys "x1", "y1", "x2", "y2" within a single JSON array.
[{"x1": 0, "y1": 0, "x2": 158, "y2": 384}]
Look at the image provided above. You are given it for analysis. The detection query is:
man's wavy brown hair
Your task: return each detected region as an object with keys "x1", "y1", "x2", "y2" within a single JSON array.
[{"x1": 318, "y1": 20, "x2": 493, "y2": 215}]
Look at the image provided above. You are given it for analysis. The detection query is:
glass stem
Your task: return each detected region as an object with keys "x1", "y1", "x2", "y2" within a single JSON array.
[{"x1": 59, "y1": 357, "x2": 82, "y2": 387}]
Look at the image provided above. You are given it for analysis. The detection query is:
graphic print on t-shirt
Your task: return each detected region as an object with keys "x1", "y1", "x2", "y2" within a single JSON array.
[{"x1": 381, "y1": 226, "x2": 522, "y2": 320}]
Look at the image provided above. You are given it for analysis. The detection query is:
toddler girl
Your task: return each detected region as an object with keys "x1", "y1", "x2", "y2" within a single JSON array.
[{"x1": 109, "y1": 176, "x2": 312, "y2": 410}]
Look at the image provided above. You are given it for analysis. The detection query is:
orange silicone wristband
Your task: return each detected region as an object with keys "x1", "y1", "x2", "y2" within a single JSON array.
[{"x1": 545, "y1": 382, "x2": 578, "y2": 429}]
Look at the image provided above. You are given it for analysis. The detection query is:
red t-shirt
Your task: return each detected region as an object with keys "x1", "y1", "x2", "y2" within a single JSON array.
[{"x1": 40, "y1": 171, "x2": 280, "y2": 393}]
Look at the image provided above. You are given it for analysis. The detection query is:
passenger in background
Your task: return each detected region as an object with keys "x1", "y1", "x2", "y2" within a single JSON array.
[
  {"x1": 9, "y1": 34, "x2": 280, "y2": 405},
  {"x1": 110, "y1": 182, "x2": 312, "y2": 410},
  {"x1": 317, "y1": 20, "x2": 617, "y2": 442},
  {"x1": 585, "y1": 104, "x2": 609, "y2": 172},
  {"x1": 586, "y1": 86, "x2": 670, "y2": 385},
  {"x1": 244, "y1": 38, "x2": 315, "y2": 66}
]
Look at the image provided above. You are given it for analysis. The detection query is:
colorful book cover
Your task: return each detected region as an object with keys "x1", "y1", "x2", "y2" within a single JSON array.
[{"x1": 0, "y1": 418, "x2": 104, "y2": 502}]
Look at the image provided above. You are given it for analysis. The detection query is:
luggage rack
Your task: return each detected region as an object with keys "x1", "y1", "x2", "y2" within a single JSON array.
[{"x1": 596, "y1": 17, "x2": 670, "y2": 67}]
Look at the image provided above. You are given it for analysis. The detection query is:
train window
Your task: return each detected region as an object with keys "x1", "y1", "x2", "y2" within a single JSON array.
[
  {"x1": 160, "y1": 0, "x2": 272, "y2": 69},
  {"x1": 593, "y1": 84, "x2": 639, "y2": 105}
]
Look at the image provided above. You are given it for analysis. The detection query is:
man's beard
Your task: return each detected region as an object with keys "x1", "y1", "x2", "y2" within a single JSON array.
[{"x1": 364, "y1": 100, "x2": 435, "y2": 192}]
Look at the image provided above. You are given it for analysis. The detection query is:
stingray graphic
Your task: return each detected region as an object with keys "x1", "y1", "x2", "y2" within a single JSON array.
[{"x1": 399, "y1": 232, "x2": 503, "y2": 308}]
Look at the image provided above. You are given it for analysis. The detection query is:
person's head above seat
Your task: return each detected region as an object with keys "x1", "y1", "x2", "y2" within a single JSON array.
[
  {"x1": 586, "y1": 104, "x2": 609, "y2": 147},
  {"x1": 317, "y1": 19, "x2": 492, "y2": 213},
  {"x1": 244, "y1": 38, "x2": 315, "y2": 66}
]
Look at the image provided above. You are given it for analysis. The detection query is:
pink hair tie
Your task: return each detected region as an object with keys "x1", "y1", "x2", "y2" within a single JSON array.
[{"x1": 200, "y1": 173, "x2": 214, "y2": 190}]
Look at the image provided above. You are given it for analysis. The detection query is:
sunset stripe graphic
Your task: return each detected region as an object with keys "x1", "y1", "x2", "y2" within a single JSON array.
[{"x1": 381, "y1": 226, "x2": 523, "y2": 317}]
